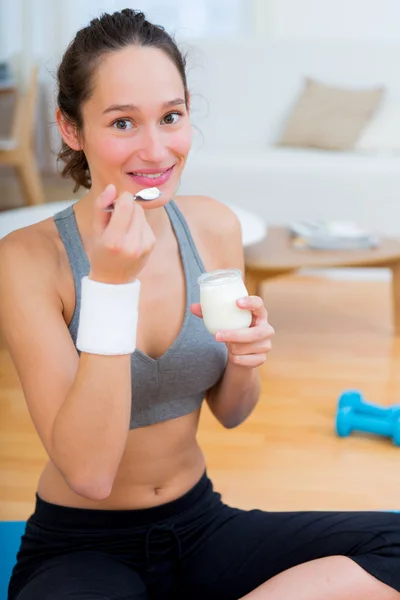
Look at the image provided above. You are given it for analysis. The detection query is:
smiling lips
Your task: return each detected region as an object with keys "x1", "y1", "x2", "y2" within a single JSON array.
[{"x1": 128, "y1": 166, "x2": 174, "y2": 187}]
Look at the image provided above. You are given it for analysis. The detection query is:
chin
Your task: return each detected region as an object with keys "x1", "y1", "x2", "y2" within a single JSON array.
[{"x1": 139, "y1": 197, "x2": 170, "y2": 210}]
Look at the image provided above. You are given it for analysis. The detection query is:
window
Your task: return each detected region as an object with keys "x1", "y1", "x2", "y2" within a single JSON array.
[
  {"x1": 84, "y1": 0, "x2": 250, "y2": 39},
  {"x1": 135, "y1": 0, "x2": 250, "y2": 38}
]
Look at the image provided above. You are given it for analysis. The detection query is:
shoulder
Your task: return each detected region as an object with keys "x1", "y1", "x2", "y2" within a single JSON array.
[
  {"x1": 174, "y1": 194, "x2": 240, "y2": 236},
  {"x1": 0, "y1": 221, "x2": 62, "y2": 299},
  {"x1": 0, "y1": 219, "x2": 59, "y2": 265},
  {"x1": 173, "y1": 194, "x2": 244, "y2": 270}
]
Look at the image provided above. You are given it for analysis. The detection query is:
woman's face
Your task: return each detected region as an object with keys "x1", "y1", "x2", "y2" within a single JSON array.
[{"x1": 79, "y1": 45, "x2": 192, "y2": 208}]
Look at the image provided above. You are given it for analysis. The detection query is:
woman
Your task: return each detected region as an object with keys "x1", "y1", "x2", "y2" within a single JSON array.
[{"x1": 0, "y1": 9, "x2": 399, "y2": 600}]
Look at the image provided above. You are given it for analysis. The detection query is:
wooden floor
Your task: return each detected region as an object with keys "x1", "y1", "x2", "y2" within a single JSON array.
[{"x1": 1, "y1": 275, "x2": 400, "y2": 521}]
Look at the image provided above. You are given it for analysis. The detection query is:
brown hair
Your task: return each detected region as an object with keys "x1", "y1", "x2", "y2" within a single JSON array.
[{"x1": 57, "y1": 8, "x2": 189, "y2": 192}]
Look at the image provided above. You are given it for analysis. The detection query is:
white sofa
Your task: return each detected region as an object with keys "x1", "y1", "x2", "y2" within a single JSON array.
[
  {"x1": 0, "y1": 201, "x2": 266, "y2": 247},
  {"x1": 179, "y1": 39, "x2": 400, "y2": 236}
]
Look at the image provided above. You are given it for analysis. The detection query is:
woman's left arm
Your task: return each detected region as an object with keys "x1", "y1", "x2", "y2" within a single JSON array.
[
  {"x1": 191, "y1": 295, "x2": 274, "y2": 428},
  {"x1": 188, "y1": 197, "x2": 274, "y2": 428}
]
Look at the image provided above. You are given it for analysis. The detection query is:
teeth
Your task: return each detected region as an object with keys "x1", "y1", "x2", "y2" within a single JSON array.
[{"x1": 133, "y1": 172, "x2": 165, "y2": 178}]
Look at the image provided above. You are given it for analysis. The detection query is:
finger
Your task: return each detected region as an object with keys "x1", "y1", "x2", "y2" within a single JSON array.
[
  {"x1": 236, "y1": 295, "x2": 267, "y2": 318},
  {"x1": 124, "y1": 202, "x2": 148, "y2": 251},
  {"x1": 93, "y1": 184, "x2": 117, "y2": 234},
  {"x1": 228, "y1": 338, "x2": 272, "y2": 356},
  {"x1": 190, "y1": 303, "x2": 203, "y2": 318},
  {"x1": 128, "y1": 207, "x2": 157, "y2": 259},
  {"x1": 216, "y1": 323, "x2": 275, "y2": 344},
  {"x1": 105, "y1": 191, "x2": 136, "y2": 240},
  {"x1": 139, "y1": 222, "x2": 157, "y2": 255},
  {"x1": 229, "y1": 353, "x2": 268, "y2": 368}
]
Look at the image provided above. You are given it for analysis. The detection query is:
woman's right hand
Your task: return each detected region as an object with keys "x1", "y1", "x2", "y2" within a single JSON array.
[{"x1": 88, "y1": 184, "x2": 156, "y2": 284}]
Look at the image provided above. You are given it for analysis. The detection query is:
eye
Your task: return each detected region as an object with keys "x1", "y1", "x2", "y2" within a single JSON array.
[
  {"x1": 162, "y1": 111, "x2": 183, "y2": 125},
  {"x1": 112, "y1": 119, "x2": 134, "y2": 131}
]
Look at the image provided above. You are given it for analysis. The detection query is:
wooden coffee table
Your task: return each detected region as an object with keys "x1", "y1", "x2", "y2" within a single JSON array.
[{"x1": 244, "y1": 226, "x2": 400, "y2": 335}]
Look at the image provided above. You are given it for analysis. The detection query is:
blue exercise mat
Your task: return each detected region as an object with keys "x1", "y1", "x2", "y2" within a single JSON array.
[{"x1": 0, "y1": 521, "x2": 26, "y2": 600}]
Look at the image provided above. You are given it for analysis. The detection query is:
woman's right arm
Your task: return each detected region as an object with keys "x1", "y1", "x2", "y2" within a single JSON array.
[{"x1": 0, "y1": 188, "x2": 155, "y2": 501}]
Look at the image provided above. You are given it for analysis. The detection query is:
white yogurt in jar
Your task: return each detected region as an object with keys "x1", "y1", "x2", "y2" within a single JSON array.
[{"x1": 197, "y1": 269, "x2": 252, "y2": 335}]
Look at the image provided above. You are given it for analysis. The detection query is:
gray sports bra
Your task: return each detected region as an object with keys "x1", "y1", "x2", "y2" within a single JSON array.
[{"x1": 53, "y1": 200, "x2": 228, "y2": 429}]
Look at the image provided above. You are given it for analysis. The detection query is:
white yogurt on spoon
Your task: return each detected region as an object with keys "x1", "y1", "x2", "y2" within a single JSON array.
[{"x1": 103, "y1": 187, "x2": 162, "y2": 212}]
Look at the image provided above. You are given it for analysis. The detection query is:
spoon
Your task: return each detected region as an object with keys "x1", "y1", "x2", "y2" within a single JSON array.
[{"x1": 103, "y1": 187, "x2": 162, "y2": 212}]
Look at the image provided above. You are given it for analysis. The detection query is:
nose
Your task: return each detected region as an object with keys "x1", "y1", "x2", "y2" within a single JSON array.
[{"x1": 136, "y1": 126, "x2": 169, "y2": 164}]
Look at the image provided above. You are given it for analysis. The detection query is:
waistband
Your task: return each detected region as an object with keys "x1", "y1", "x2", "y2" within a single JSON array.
[{"x1": 32, "y1": 471, "x2": 212, "y2": 529}]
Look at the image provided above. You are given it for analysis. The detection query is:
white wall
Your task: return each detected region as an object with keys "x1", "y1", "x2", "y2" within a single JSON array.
[
  {"x1": 254, "y1": 0, "x2": 400, "y2": 42},
  {"x1": 0, "y1": 0, "x2": 250, "y2": 63},
  {"x1": 0, "y1": 0, "x2": 250, "y2": 171}
]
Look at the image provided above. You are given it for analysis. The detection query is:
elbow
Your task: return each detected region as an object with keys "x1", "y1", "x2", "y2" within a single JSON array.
[
  {"x1": 67, "y1": 473, "x2": 114, "y2": 501},
  {"x1": 210, "y1": 405, "x2": 247, "y2": 429},
  {"x1": 216, "y1": 403, "x2": 258, "y2": 429},
  {"x1": 208, "y1": 405, "x2": 247, "y2": 429},
  {"x1": 220, "y1": 415, "x2": 246, "y2": 429},
  {"x1": 50, "y1": 434, "x2": 117, "y2": 501}
]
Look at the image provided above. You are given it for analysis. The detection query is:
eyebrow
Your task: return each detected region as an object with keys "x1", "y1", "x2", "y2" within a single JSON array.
[{"x1": 102, "y1": 97, "x2": 186, "y2": 115}]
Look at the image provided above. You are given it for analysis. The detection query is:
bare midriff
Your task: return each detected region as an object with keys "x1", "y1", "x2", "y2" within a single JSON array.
[{"x1": 37, "y1": 409, "x2": 206, "y2": 509}]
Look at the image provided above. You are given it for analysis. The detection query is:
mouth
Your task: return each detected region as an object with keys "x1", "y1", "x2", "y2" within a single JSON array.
[{"x1": 127, "y1": 166, "x2": 175, "y2": 188}]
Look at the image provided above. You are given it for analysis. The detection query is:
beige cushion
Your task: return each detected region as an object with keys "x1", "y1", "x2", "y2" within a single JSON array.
[{"x1": 278, "y1": 78, "x2": 384, "y2": 151}]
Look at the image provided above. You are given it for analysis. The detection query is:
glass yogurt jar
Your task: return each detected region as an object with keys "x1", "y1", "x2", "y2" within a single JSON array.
[{"x1": 197, "y1": 269, "x2": 252, "y2": 335}]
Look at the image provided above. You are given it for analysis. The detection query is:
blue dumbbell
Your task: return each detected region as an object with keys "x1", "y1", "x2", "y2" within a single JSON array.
[
  {"x1": 338, "y1": 390, "x2": 400, "y2": 419},
  {"x1": 336, "y1": 404, "x2": 400, "y2": 445}
]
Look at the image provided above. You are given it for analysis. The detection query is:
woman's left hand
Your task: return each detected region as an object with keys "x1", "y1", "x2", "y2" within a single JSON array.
[{"x1": 190, "y1": 296, "x2": 275, "y2": 368}]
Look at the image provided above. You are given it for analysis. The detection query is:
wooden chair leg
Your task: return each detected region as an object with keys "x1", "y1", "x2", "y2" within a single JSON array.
[
  {"x1": 15, "y1": 150, "x2": 45, "y2": 206},
  {"x1": 390, "y1": 261, "x2": 400, "y2": 336}
]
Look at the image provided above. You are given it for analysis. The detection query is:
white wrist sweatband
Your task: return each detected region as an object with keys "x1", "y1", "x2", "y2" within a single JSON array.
[{"x1": 76, "y1": 276, "x2": 141, "y2": 355}]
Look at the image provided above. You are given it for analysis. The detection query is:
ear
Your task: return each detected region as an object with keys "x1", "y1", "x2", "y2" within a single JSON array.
[{"x1": 55, "y1": 107, "x2": 82, "y2": 151}]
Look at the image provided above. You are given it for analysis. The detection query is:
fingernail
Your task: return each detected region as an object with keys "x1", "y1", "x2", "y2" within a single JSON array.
[
  {"x1": 216, "y1": 332, "x2": 224, "y2": 342},
  {"x1": 237, "y1": 298, "x2": 247, "y2": 306}
]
